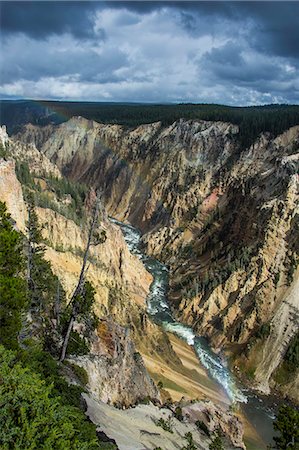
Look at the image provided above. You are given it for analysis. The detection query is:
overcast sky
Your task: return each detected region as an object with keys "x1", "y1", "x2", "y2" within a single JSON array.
[{"x1": 0, "y1": 1, "x2": 298, "y2": 105}]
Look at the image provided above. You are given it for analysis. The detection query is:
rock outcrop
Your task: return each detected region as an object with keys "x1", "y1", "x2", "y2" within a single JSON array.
[
  {"x1": 182, "y1": 401, "x2": 245, "y2": 449},
  {"x1": 70, "y1": 318, "x2": 160, "y2": 407},
  {"x1": 84, "y1": 394, "x2": 245, "y2": 450},
  {"x1": 0, "y1": 125, "x2": 9, "y2": 147},
  {"x1": 35, "y1": 206, "x2": 151, "y2": 309},
  {"x1": 0, "y1": 158, "x2": 27, "y2": 232}
]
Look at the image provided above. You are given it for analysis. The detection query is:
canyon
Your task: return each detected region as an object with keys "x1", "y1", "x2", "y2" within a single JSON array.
[
  {"x1": 13, "y1": 116, "x2": 299, "y2": 403},
  {"x1": 1, "y1": 114, "x2": 299, "y2": 448},
  {"x1": 1, "y1": 124, "x2": 247, "y2": 449}
]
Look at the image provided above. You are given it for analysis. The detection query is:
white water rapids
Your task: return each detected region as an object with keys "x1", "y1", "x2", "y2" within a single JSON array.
[{"x1": 110, "y1": 217, "x2": 247, "y2": 404}]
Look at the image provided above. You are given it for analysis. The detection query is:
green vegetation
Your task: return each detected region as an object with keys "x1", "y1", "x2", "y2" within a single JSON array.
[
  {"x1": 0, "y1": 199, "x2": 114, "y2": 449},
  {"x1": 16, "y1": 161, "x2": 34, "y2": 186},
  {"x1": 26, "y1": 192, "x2": 63, "y2": 323},
  {"x1": 245, "y1": 366, "x2": 256, "y2": 381},
  {"x1": 286, "y1": 254, "x2": 298, "y2": 286},
  {"x1": 177, "y1": 244, "x2": 256, "y2": 302},
  {"x1": 195, "y1": 420, "x2": 210, "y2": 436},
  {"x1": 272, "y1": 405, "x2": 299, "y2": 449},
  {"x1": 66, "y1": 330, "x2": 90, "y2": 356},
  {"x1": 155, "y1": 416, "x2": 174, "y2": 433},
  {"x1": 209, "y1": 429, "x2": 224, "y2": 450},
  {"x1": 256, "y1": 322, "x2": 271, "y2": 340},
  {"x1": 15, "y1": 162, "x2": 89, "y2": 226},
  {"x1": 0, "y1": 201, "x2": 27, "y2": 349},
  {"x1": 0, "y1": 346, "x2": 99, "y2": 450},
  {"x1": 284, "y1": 333, "x2": 299, "y2": 370},
  {"x1": 19, "y1": 346, "x2": 86, "y2": 409},
  {"x1": 274, "y1": 272, "x2": 280, "y2": 287},
  {"x1": 0, "y1": 141, "x2": 9, "y2": 159},
  {"x1": 174, "y1": 405, "x2": 183, "y2": 422},
  {"x1": 46, "y1": 175, "x2": 88, "y2": 220},
  {"x1": 274, "y1": 333, "x2": 299, "y2": 385},
  {"x1": 3, "y1": 100, "x2": 299, "y2": 149},
  {"x1": 181, "y1": 432, "x2": 197, "y2": 450}
]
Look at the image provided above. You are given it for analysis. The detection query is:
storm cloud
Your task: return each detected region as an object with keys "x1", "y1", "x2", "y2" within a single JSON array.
[{"x1": 0, "y1": 1, "x2": 298, "y2": 104}]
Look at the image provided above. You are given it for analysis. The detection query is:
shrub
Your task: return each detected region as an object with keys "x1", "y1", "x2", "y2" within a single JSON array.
[
  {"x1": 256, "y1": 322, "x2": 271, "y2": 340},
  {"x1": 139, "y1": 396, "x2": 151, "y2": 405},
  {"x1": 0, "y1": 201, "x2": 27, "y2": 350},
  {"x1": 68, "y1": 362, "x2": 89, "y2": 386},
  {"x1": 273, "y1": 404, "x2": 299, "y2": 449},
  {"x1": 155, "y1": 416, "x2": 174, "y2": 433},
  {"x1": 67, "y1": 330, "x2": 90, "y2": 356},
  {"x1": 0, "y1": 346, "x2": 99, "y2": 450},
  {"x1": 181, "y1": 432, "x2": 197, "y2": 450},
  {"x1": 209, "y1": 430, "x2": 224, "y2": 450},
  {"x1": 20, "y1": 346, "x2": 84, "y2": 409},
  {"x1": 196, "y1": 420, "x2": 210, "y2": 436},
  {"x1": 0, "y1": 142, "x2": 9, "y2": 159},
  {"x1": 284, "y1": 333, "x2": 299, "y2": 370},
  {"x1": 16, "y1": 161, "x2": 35, "y2": 187},
  {"x1": 174, "y1": 406, "x2": 183, "y2": 422},
  {"x1": 274, "y1": 272, "x2": 280, "y2": 287}
]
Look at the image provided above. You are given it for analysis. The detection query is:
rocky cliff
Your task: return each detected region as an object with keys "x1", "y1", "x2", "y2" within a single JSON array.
[
  {"x1": 14, "y1": 117, "x2": 299, "y2": 402},
  {"x1": 0, "y1": 135, "x2": 165, "y2": 407},
  {"x1": 0, "y1": 158, "x2": 27, "y2": 232}
]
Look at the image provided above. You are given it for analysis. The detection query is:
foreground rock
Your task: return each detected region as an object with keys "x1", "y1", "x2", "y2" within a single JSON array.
[
  {"x1": 182, "y1": 401, "x2": 245, "y2": 450},
  {"x1": 83, "y1": 394, "x2": 245, "y2": 450},
  {"x1": 69, "y1": 318, "x2": 160, "y2": 407}
]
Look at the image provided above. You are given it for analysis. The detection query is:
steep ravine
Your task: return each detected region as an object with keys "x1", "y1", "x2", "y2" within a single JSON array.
[
  {"x1": 111, "y1": 217, "x2": 278, "y2": 449},
  {"x1": 14, "y1": 117, "x2": 299, "y2": 403},
  {"x1": 1, "y1": 125, "x2": 250, "y2": 449},
  {"x1": 0, "y1": 127, "x2": 169, "y2": 408}
]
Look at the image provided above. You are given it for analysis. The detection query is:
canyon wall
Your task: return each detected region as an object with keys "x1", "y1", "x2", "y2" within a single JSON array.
[
  {"x1": 14, "y1": 117, "x2": 299, "y2": 401},
  {"x1": 0, "y1": 134, "x2": 165, "y2": 406}
]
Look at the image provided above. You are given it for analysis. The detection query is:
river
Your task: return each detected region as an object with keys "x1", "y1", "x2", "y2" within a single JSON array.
[{"x1": 110, "y1": 218, "x2": 277, "y2": 449}]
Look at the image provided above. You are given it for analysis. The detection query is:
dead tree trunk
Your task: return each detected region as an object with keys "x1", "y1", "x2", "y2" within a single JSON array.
[
  {"x1": 59, "y1": 192, "x2": 102, "y2": 362},
  {"x1": 59, "y1": 315, "x2": 74, "y2": 362},
  {"x1": 54, "y1": 280, "x2": 60, "y2": 328}
]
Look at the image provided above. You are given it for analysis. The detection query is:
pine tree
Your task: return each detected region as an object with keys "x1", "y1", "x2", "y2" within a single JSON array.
[
  {"x1": 0, "y1": 345, "x2": 99, "y2": 450},
  {"x1": 273, "y1": 405, "x2": 299, "y2": 449},
  {"x1": 60, "y1": 192, "x2": 105, "y2": 361},
  {"x1": 26, "y1": 193, "x2": 62, "y2": 317},
  {"x1": 209, "y1": 430, "x2": 224, "y2": 450},
  {"x1": 0, "y1": 201, "x2": 27, "y2": 349},
  {"x1": 25, "y1": 193, "x2": 66, "y2": 346}
]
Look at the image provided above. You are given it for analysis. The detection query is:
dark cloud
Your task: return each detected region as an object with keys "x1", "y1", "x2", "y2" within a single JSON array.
[
  {"x1": 1, "y1": 1, "x2": 100, "y2": 39},
  {"x1": 176, "y1": 2, "x2": 299, "y2": 59},
  {"x1": 1, "y1": 39, "x2": 129, "y2": 84},
  {"x1": 244, "y1": 2, "x2": 299, "y2": 59},
  {"x1": 202, "y1": 42, "x2": 298, "y2": 86},
  {"x1": 0, "y1": 1, "x2": 298, "y2": 104}
]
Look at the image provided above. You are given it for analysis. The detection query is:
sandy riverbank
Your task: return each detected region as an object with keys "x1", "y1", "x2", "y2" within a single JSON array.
[
  {"x1": 142, "y1": 332, "x2": 267, "y2": 450},
  {"x1": 142, "y1": 333, "x2": 229, "y2": 405}
]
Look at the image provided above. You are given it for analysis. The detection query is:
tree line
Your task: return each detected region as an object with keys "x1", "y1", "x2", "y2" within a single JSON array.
[{"x1": 2, "y1": 100, "x2": 299, "y2": 149}]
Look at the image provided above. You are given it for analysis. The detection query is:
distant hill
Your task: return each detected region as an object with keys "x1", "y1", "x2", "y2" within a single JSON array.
[{"x1": 1, "y1": 99, "x2": 299, "y2": 148}]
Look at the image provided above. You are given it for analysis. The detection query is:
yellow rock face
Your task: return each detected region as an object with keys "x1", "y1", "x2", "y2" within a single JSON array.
[{"x1": 0, "y1": 159, "x2": 27, "y2": 232}]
